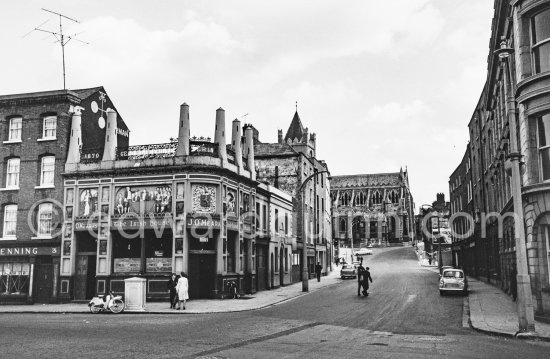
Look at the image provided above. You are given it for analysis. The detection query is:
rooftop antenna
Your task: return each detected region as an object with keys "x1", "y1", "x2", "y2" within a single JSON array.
[{"x1": 24, "y1": 8, "x2": 89, "y2": 90}]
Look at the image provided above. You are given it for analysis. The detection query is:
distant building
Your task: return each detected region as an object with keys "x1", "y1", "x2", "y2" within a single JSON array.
[
  {"x1": 255, "y1": 110, "x2": 332, "y2": 280},
  {"x1": 0, "y1": 87, "x2": 129, "y2": 304},
  {"x1": 330, "y1": 169, "x2": 415, "y2": 254}
]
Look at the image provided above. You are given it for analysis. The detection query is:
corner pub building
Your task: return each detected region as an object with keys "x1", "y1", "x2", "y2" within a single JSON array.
[{"x1": 60, "y1": 103, "x2": 261, "y2": 301}]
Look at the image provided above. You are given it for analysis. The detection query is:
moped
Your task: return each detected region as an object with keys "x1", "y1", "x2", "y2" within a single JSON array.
[{"x1": 88, "y1": 291, "x2": 125, "y2": 314}]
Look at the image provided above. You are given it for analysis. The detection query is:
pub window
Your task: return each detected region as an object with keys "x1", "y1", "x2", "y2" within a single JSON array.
[
  {"x1": 537, "y1": 114, "x2": 550, "y2": 181},
  {"x1": 275, "y1": 209, "x2": 279, "y2": 234},
  {"x1": 531, "y1": 8, "x2": 550, "y2": 74},
  {"x1": 0, "y1": 262, "x2": 30, "y2": 295},
  {"x1": 42, "y1": 116, "x2": 57, "y2": 139},
  {"x1": 227, "y1": 236, "x2": 236, "y2": 272},
  {"x1": 6, "y1": 158, "x2": 20, "y2": 188},
  {"x1": 8, "y1": 117, "x2": 22, "y2": 141},
  {"x1": 38, "y1": 203, "x2": 53, "y2": 236},
  {"x1": 3, "y1": 205, "x2": 17, "y2": 238},
  {"x1": 40, "y1": 156, "x2": 55, "y2": 186},
  {"x1": 285, "y1": 213, "x2": 288, "y2": 235}
]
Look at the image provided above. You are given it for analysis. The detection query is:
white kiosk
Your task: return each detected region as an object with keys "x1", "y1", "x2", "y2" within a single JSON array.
[{"x1": 124, "y1": 277, "x2": 147, "y2": 312}]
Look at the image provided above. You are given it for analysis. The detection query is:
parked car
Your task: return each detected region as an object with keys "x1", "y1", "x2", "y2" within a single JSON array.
[
  {"x1": 439, "y1": 268, "x2": 468, "y2": 296},
  {"x1": 354, "y1": 248, "x2": 373, "y2": 256},
  {"x1": 340, "y1": 264, "x2": 358, "y2": 279},
  {"x1": 440, "y1": 265, "x2": 453, "y2": 275}
]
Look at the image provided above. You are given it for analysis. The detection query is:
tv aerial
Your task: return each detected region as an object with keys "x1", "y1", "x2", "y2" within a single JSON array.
[{"x1": 23, "y1": 8, "x2": 89, "y2": 90}]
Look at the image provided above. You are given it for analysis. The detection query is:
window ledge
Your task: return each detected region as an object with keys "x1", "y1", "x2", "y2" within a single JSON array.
[
  {"x1": 0, "y1": 187, "x2": 20, "y2": 191},
  {"x1": 37, "y1": 138, "x2": 57, "y2": 142},
  {"x1": 31, "y1": 236, "x2": 53, "y2": 240},
  {"x1": 3, "y1": 140, "x2": 21, "y2": 144},
  {"x1": 35, "y1": 185, "x2": 55, "y2": 189},
  {"x1": 0, "y1": 237, "x2": 16, "y2": 241}
]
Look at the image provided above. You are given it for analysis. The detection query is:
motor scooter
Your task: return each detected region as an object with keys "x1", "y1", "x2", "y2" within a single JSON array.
[{"x1": 88, "y1": 291, "x2": 125, "y2": 314}]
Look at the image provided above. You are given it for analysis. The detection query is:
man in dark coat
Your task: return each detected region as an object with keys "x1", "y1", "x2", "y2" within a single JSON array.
[
  {"x1": 363, "y1": 267, "x2": 373, "y2": 296},
  {"x1": 357, "y1": 262, "x2": 366, "y2": 296},
  {"x1": 315, "y1": 262, "x2": 323, "y2": 282},
  {"x1": 167, "y1": 273, "x2": 179, "y2": 309}
]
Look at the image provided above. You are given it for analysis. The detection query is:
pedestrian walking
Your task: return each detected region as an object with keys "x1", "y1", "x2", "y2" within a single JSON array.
[
  {"x1": 363, "y1": 267, "x2": 373, "y2": 296},
  {"x1": 510, "y1": 268, "x2": 517, "y2": 302},
  {"x1": 167, "y1": 273, "x2": 178, "y2": 309},
  {"x1": 335, "y1": 257, "x2": 340, "y2": 267},
  {"x1": 176, "y1": 272, "x2": 189, "y2": 310},
  {"x1": 315, "y1": 262, "x2": 322, "y2": 282},
  {"x1": 357, "y1": 261, "x2": 366, "y2": 296}
]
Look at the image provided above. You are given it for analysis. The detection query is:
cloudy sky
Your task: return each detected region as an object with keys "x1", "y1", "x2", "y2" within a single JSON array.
[{"x1": 0, "y1": 0, "x2": 494, "y2": 209}]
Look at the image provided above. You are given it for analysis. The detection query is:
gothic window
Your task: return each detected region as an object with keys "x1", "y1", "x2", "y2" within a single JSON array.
[
  {"x1": 389, "y1": 190, "x2": 399, "y2": 204},
  {"x1": 371, "y1": 190, "x2": 382, "y2": 205},
  {"x1": 339, "y1": 218, "x2": 347, "y2": 232},
  {"x1": 354, "y1": 191, "x2": 367, "y2": 206},
  {"x1": 340, "y1": 192, "x2": 351, "y2": 206}
]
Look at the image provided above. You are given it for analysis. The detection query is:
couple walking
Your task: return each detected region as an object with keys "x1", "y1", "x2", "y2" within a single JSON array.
[
  {"x1": 168, "y1": 272, "x2": 189, "y2": 310},
  {"x1": 357, "y1": 260, "x2": 373, "y2": 297}
]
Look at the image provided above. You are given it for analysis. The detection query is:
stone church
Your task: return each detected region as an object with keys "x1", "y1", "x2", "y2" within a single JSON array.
[{"x1": 331, "y1": 169, "x2": 415, "y2": 249}]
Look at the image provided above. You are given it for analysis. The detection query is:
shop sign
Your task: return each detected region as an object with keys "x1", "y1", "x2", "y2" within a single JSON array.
[
  {"x1": 74, "y1": 220, "x2": 100, "y2": 231},
  {"x1": 226, "y1": 220, "x2": 239, "y2": 232},
  {"x1": 186, "y1": 215, "x2": 221, "y2": 229},
  {"x1": 0, "y1": 247, "x2": 58, "y2": 256},
  {"x1": 199, "y1": 237, "x2": 208, "y2": 243},
  {"x1": 146, "y1": 258, "x2": 172, "y2": 272},
  {"x1": 243, "y1": 223, "x2": 252, "y2": 234},
  {"x1": 114, "y1": 258, "x2": 141, "y2": 273},
  {"x1": 112, "y1": 216, "x2": 173, "y2": 230}
]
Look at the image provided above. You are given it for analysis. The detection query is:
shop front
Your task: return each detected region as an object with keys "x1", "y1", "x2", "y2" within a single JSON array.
[{"x1": 0, "y1": 244, "x2": 60, "y2": 304}]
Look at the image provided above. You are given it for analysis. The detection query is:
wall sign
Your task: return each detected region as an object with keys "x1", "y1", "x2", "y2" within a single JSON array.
[
  {"x1": 0, "y1": 247, "x2": 58, "y2": 256},
  {"x1": 186, "y1": 215, "x2": 221, "y2": 229}
]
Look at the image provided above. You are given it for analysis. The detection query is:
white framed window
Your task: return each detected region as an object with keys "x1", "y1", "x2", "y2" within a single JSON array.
[
  {"x1": 6, "y1": 158, "x2": 20, "y2": 188},
  {"x1": 40, "y1": 156, "x2": 55, "y2": 186},
  {"x1": 3, "y1": 205, "x2": 17, "y2": 238},
  {"x1": 537, "y1": 114, "x2": 550, "y2": 181},
  {"x1": 38, "y1": 203, "x2": 53, "y2": 236},
  {"x1": 42, "y1": 116, "x2": 57, "y2": 139},
  {"x1": 8, "y1": 117, "x2": 22, "y2": 141},
  {"x1": 531, "y1": 8, "x2": 550, "y2": 74}
]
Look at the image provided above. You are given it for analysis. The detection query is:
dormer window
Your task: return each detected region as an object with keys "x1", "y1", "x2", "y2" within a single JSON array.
[{"x1": 8, "y1": 117, "x2": 22, "y2": 142}]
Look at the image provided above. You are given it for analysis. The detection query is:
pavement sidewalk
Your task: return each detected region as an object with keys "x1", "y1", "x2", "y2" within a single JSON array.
[
  {"x1": 0, "y1": 268, "x2": 342, "y2": 315},
  {"x1": 467, "y1": 277, "x2": 550, "y2": 341}
]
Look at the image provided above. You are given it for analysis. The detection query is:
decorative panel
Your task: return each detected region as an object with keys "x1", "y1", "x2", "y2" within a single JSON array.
[{"x1": 192, "y1": 184, "x2": 217, "y2": 213}]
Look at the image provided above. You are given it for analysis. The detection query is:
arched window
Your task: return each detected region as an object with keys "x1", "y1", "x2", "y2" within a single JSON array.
[
  {"x1": 340, "y1": 192, "x2": 351, "y2": 206},
  {"x1": 389, "y1": 190, "x2": 399, "y2": 204},
  {"x1": 354, "y1": 191, "x2": 367, "y2": 206},
  {"x1": 340, "y1": 218, "x2": 347, "y2": 232},
  {"x1": 371, "y1": 191, "x2": 382, "y2": 205}
]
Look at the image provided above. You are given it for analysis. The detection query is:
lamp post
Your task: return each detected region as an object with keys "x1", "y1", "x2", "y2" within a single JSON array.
[
  {"x1": 298, "y1": 169, "x2": 330, "y2": 292},
  {"x1": 494, "y1": 40, "x2": 535, "y2": 333}
]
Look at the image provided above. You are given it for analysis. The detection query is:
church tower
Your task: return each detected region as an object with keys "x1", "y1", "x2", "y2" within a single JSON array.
[{"x1": 280, "y1": 110, "x2": 316, "y2": 158}]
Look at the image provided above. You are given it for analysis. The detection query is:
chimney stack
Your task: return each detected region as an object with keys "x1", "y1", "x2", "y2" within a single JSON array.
[
  {"x1": 244, "y1": 125, "x2": 256, "y2": 181},
  {"x1": 66, "y1": 107, "x2": 83, "y2": 163},
  {"x1": 232, "y1": 118, "x2": 243, "y2": 172},
  {"x1": 176, "y1": 103, "x2": 190, "y2": 156},
  {"x1": 214, "y1": 108, "x2": 227, "y2": 162},
  {"x1": 102, "y1": 108, "x2": 117, "y2": 161},
  {"x1": 278, "y1": 129, "x2": 283, "y2": 144}
]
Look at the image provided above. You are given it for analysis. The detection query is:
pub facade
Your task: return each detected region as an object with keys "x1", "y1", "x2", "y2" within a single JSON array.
[{"x1": 60, "y1": 104, "x2": 259, "y2": 300}]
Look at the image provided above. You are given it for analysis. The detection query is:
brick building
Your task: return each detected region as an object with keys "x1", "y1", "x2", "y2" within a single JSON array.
[
  {"x1": 254, "y1": 111, "x2": 332, "y2": 280},
  {"x1": 0, "y1": 87, "x2": 128, "y2": 303},
  {"x1": 449, "y1": 0, "x2": 550, "y2": 319}
]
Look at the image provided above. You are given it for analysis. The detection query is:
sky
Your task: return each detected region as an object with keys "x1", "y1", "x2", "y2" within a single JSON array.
[{"x1": 0, "y1": 0, "x2": 495, "y2": 210}]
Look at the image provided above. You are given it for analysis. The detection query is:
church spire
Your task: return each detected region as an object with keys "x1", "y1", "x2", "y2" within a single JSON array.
[{"x1": 284, "y1": 108, "x2": 305, "y2": 143}]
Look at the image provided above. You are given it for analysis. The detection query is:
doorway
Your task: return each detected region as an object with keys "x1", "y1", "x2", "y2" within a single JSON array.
[
  {"x1": 34, "y1": 259, "x2": 53, "y2": 303},
  {"x1": 188, "y1": 253, "x2": 216, "y2": 298},
  {"x1": 74, "y1": 254, "x2": 97, "y2": 300},
  {"x1": 256, "y1": 244, "x2": 267, "y2": 291}
]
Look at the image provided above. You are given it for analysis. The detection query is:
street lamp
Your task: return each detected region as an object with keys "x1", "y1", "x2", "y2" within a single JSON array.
[
  {"x1": 298, "y1": 169, "x2": 330, "y2": 292},
  {"x1": 494, "y1": 39, "x2": 536, "y2": 333}
]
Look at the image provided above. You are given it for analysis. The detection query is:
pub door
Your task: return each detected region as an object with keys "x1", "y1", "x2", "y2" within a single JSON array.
[
  {"x1": 34, "y1": 261, "x2": 53, "y2": 303},
  {"x1": 188, "y1": 253, "x2": 216, "y2": 299},
  {"x1": 74, "y1": 254, "x2": 97, "y2": 300},
  {"x1": 256, "y1": 245, "x2": 267, "y2": 291}
]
